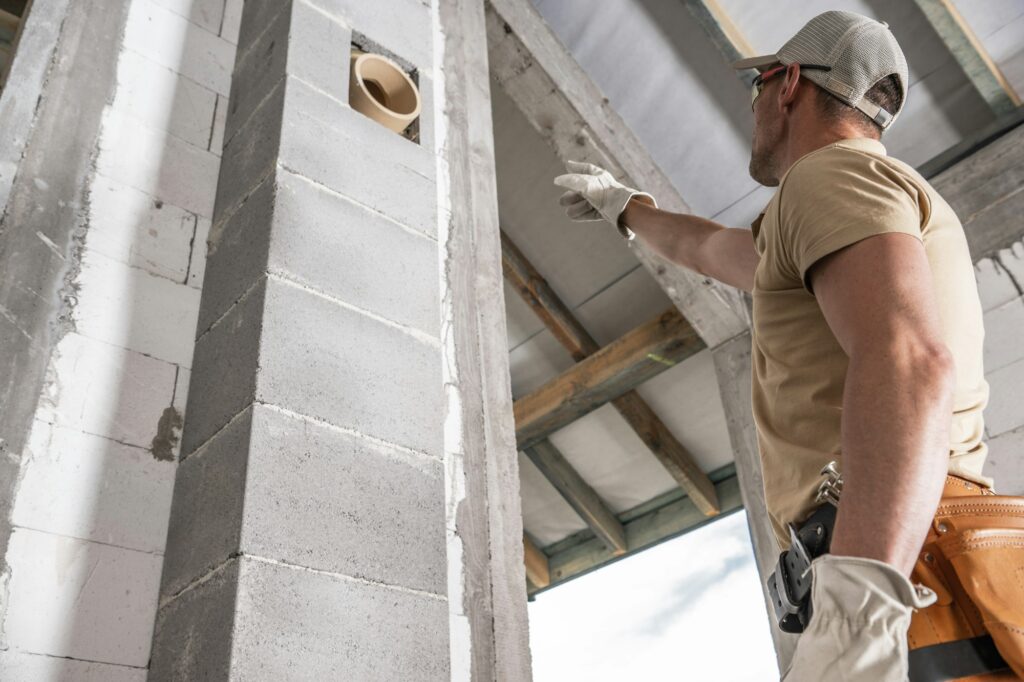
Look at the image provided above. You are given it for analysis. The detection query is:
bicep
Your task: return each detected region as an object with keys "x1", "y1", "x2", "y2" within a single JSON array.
[
  {"x1": 808, "y1": 232, "x2": 945, "y2": 358},
  {"x1": 697, "y1": 227, "x2": 759, "y2": 292}
]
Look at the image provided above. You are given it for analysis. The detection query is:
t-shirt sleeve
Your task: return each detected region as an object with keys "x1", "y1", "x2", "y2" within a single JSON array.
[{"x1": 778, "y1": 149, "x2": 926, "y2": 293}]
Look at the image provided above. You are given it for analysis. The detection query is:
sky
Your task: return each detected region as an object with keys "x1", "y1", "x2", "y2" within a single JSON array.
[{"x1": 527, "y1": 511, "x2": 779, "y2": 681}]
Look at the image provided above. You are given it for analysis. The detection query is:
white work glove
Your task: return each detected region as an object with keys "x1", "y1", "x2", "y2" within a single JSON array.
[
  {"x1": 783, "y1": 555, "x2": 937, "y2": 682},
  {"x1": 553, "y1": 161, "x2": 657, "y2": 240}
]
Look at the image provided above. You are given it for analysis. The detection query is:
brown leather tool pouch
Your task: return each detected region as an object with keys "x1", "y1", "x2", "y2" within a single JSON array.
[{"x1": 909, "y1": 484, "x2": 1024, "y2": 680}]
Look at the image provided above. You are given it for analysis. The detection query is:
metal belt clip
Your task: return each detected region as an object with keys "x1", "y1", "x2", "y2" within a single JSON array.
[{"x1": 814, "y1": 460, "x2": 843, "y2": 508}]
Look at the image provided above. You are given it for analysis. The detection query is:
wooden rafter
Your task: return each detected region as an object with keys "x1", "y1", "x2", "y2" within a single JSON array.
[
  {"x1": 523, "y1": 439, "x2": 627, "y2": 555},
  {"x1": 486, "y1": 0, "x2": 750, "y2": 348},
  {"x1": 913, "y1": 0, "x2": 1020, "y2": 116},
  {"x1": 502, "y1": 231, "x2": 719, "y2": 515},
  {"x1": 513, "y1": 307, "x2": 705, "y2": 448},
  {"x1": 523, "y1": 533, "x2": 551, "y2": 588}
]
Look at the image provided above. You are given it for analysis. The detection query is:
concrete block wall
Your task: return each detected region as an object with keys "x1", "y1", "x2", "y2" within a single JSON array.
[
  {"x1": 0, "y1": 0, "x2": 242, "y2": 676},
  {"x1": 147, "y1": 0, "x2": 452, "y2": 678}
]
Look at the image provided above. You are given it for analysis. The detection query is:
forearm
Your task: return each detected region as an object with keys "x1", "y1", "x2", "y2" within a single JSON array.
[
  {"x1": 829, "y1": 347, "x2": 956, "y2": 575},
  {"x1": 620, "y1": 198, "x2": 758, "y2": 291}
]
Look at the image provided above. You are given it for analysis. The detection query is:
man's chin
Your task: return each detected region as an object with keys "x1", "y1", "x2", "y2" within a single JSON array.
[{"x1": 748, "y1": 161, "x2": 780, "y2": 187}]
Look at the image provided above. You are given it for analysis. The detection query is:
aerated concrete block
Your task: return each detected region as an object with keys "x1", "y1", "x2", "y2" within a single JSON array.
[
  {"x1": 184, "y1": 277, "x2": 442, "y2": 457},
  {"x1": 162, "y1": 403, "x2": 445, "y2": 597},
  {"x1": 198, "y1": 167, "x2": 440, "y2": 338}
]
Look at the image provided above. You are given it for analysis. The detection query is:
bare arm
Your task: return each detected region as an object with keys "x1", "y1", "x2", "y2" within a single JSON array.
[
  {"x1": 620, "y1": 198, "x2": 759, "y2": 292},
  {"x1": 810, "y1": 232, "x2": 955, "y2": 575}
]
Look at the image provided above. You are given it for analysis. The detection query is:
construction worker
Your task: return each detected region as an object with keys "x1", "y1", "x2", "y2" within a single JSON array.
[{"x1": 554, "y1": 11, "x2": 1021, "y2": 681}]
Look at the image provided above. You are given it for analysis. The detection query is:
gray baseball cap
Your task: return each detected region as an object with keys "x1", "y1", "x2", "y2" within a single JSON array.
[{"x1": 733, "y1": 10, "x2": 909, "y2": 129}]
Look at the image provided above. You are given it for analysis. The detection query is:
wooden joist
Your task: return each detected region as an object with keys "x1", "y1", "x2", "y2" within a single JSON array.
[
  {"x1": 501, "y1": 231, "x2": 596, "y2": 360},
  {"x1": 531, "y1": 466, "x2": 742, "y2": 596},
  {"x1": 502, "y1": 231, "x2": 719, "y2": 515},
  {"x1": 513, "y1": 307, "x2": 705, "y2": 448},
  {"x1": 913, "y1": 0, "x2": 1020, "y2": 116},
  {"x1": 524, "y1": 439, "x2": 627, "y2": 554},
  {"x1": 523, "y1": 533, "x2": 551, "y2": 588}
]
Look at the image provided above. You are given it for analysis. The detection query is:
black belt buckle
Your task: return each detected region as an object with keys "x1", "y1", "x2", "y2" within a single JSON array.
[{"x1": 766, "y1": 504, "x2": 837, "y2": 634}]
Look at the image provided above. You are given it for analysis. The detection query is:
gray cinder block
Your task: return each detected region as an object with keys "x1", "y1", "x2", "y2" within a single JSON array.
[
  {"x1": 150, "y1": 559, "x2": 239, "y2": 682},
  {"x1": 181, "y1": 277, "x2": 265, "y2": 456},
  {"x1": 230, "y1": 557, "x2": 449, "y2": 680},
  {"x1": 255, "y1": 276, "x2": 443, "y2": 457},
  {"x1": 309, "y1": 0, "x2": 433, "y2": 69},
  {"x1": 279, "y1": 77, "x2": 437, "y2": 237},
  {"x1": 162, "y1": 404, "x2": 445, "y2": 598},
  {"x1": 198, "y1": 167, "x2": 440, "y2": 340}
]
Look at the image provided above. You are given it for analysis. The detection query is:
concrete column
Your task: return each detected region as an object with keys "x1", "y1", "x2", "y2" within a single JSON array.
[
  {"x1": 149, "y1": 1, "x2": 455, "y2": 678},
  {"x1": 711, "y1": 332, "x2": 797, "y2": 667}
]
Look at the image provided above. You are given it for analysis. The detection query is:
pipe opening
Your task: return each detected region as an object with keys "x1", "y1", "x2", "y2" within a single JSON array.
[{"x1": 349, "y1": 50, "x2": 421, "y2": 135}]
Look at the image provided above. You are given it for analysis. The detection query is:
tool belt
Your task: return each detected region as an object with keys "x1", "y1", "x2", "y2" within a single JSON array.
[{"x1": 767, "y1": 466, "x2": 1024, "y2": 681}]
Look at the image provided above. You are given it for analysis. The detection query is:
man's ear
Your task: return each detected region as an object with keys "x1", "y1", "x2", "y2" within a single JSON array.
[{"x1": 778, "y1": 63, "x2": 802, "y2": 110}]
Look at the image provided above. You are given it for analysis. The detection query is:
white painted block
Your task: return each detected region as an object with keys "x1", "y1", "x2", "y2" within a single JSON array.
[
  {"x1": 112, "y1": 49, "x2": 218, "y2": 149},
  {"x1": 984, "y1": 297, "x2": 1024, "y2": 374},
  {"x1": 123, "y1": 0, "x2": 235, "y2": 95},
  {"x1": 221, "y1": 0, "x2": 243, "y2": 44},
  {"x1": 986, "y1": 357, "x2": 1024, "y2": 438},
  {"x1": 188, "y1": 216, "x2": 211, "y2": 289},
  {"x1": 986, "y1": 425, "x2": 1024, "y2": 496},
  {"x1": 209, "y1": 93, "x2": 227, "y2": 155},
  {"x1": 4, "y1": 528, "x2": 163, "y2": 668},
  {"x1": 974, "y1": 257, "x2": 1019, "y2": 312},
  {"x1": 74, "y1": 249, "x2": 201, "y2": 367},
  {"x1": 150, "y1": 0, "x2": 226, "y2": 35},
  {"x1": 88, "y1": 174, "x2": 196, "y2": 283},
  {"x1": 37, "y1": 333, "x2": 177, "y2": 449},
  {"x1": 0, "y1": 650, "x2": 145, "y2": 682},
  {"x1": 96, "y1": 107, "x2": 220, "y2": 218},
  {"x1": 998, "y1": 241, "x2": 1024, "y2": 291},
  {"x1": 12, "y1": 421, "x2": 175, "y2": 553}
]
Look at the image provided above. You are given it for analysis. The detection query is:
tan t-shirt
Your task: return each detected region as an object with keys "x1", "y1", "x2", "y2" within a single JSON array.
[{"x1": 750, "y1": 137, "x2": 990, "y2": 546}]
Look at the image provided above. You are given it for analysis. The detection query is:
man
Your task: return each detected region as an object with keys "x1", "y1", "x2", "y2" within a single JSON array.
[{"x1": 554, "y1": 11, "x2": 995, "y2": 681}]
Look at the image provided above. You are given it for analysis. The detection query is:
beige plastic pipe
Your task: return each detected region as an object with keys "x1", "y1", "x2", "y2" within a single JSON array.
[{"x1": 349, "y1": 50, "x2": 421, "y2": 134}]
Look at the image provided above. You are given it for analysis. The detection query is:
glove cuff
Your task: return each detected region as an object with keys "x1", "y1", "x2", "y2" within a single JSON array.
[{"x1": 615, "y1": 192, "x2": 657, "y2": 241}]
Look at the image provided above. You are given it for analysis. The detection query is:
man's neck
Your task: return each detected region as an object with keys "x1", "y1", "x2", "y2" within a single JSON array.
[{"x1": 778, "y1": 122, "x2": 876, "y2": 178}]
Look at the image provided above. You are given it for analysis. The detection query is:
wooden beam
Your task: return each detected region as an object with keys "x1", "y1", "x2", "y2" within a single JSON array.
[
  {"x1": 530, "y1": 467, "x2": 742, "y2": 596},
  {"x1": 524, "y1": 439, "x2": 627, "y2": 554},
  {"x1": 501, "y1": 231, "x2": 597, "y2": 360},
  {"x1": 913, "y1": 0, "x2": 1020, "y2": 116},
  {"x1": 523, "y1": 533, "x2": 551, "y2": 588},
  {"x1": 486, "y1": 0, "x2": 750, "y2": 347},
  {"x1": 680, "y1": 0, "x2": 757, "y2": 86},
  {"x1": 513, "y1": 307, "x2": 705, "y2": 448},
  {"x1": 502, "y1": 230, "x2": 719, "y2": 514}
]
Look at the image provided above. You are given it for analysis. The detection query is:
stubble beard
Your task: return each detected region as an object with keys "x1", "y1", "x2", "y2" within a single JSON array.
[{"x1": 748, "y1": 120, "x2": 781, "y2": 187}]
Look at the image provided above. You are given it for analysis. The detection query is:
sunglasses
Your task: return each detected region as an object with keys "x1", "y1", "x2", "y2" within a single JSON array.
[{"x1": 751, "y1": 63, "x2": 833, "y2": 110}]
